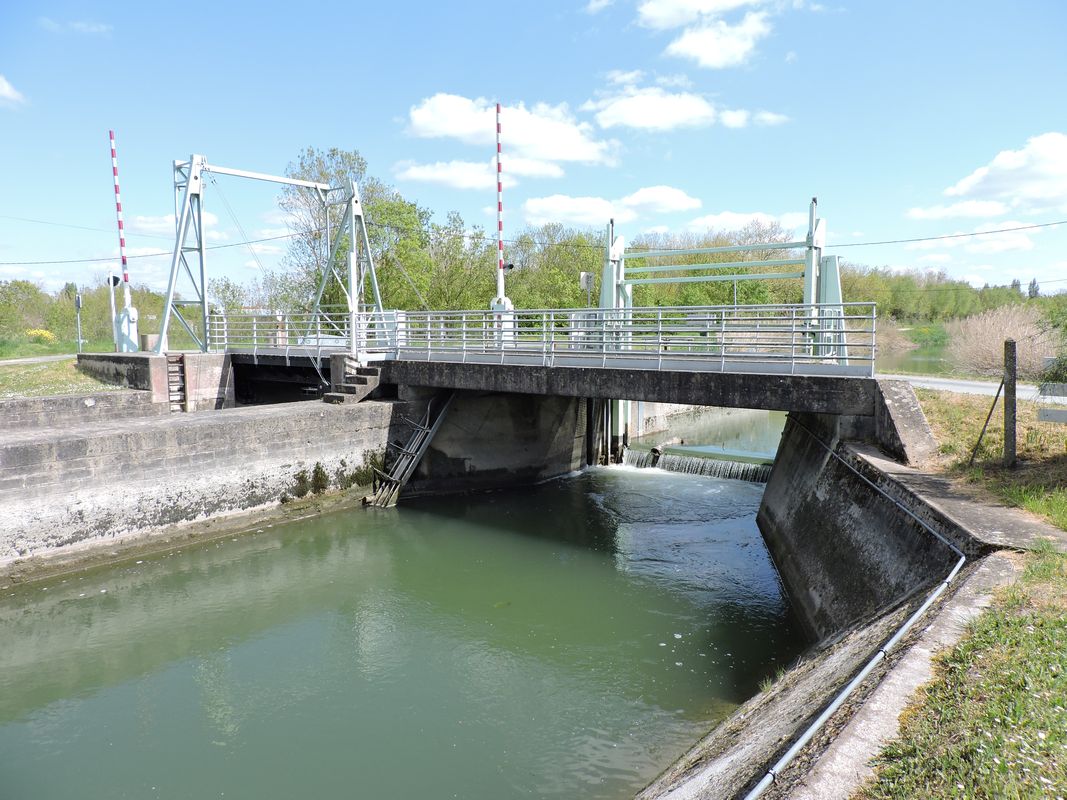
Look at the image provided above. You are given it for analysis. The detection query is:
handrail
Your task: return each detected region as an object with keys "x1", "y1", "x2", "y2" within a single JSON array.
[{"x1": 206, "y1": 302, "x2": 877, "y2": 377}]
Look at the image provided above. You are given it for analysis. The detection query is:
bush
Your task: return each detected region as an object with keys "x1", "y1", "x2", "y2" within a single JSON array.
[
  {"x1": 946, "y1": 305, "x2": 1062, "y2": 379},
  {"x1": 292, "y1": 469, "x2": 310, "y2": 498},
  {"x1": 311, "y1": 462, "x2": 329, "y2": 494},
  {"x1": 1040, "y1": 355, "x2": 1067, "y2": 384},
  {"x1": 25, "y1": 328, "x2": 56, "y2": 344}
]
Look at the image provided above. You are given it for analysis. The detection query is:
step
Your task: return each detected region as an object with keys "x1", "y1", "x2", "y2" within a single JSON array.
[{"x1": 323, "y1": 392, "x2": 359, "y2": 404}]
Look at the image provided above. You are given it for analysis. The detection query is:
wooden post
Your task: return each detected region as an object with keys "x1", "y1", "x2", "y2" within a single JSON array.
[{"x1": 1004, "y1": 339, "x2": 1017, "y2": 468}]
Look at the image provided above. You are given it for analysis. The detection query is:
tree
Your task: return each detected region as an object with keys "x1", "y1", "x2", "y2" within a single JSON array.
[
  {"x1": 1028, "y1": 278, "x2": 1040, "y2": 298},
  {"x1": 1011, "y1": 278, "x2": 1022, "y2": 294},
  {"x1": 275, "y1": 146, "x2": 432, "y2": 314}
]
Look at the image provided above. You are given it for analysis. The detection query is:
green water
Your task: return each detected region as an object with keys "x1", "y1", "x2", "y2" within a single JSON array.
[{"x1": 0, "y1": 467, "x2": 805, "y2": 799}]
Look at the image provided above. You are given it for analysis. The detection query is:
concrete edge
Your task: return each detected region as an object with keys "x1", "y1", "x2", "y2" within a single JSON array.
[{"x1": 780, "y1": 551, "x2": 1021, "y2": 799}]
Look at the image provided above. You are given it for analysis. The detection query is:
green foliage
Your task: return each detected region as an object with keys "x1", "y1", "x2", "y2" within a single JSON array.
[
  {"x1": 905, "y1": 322, "x2": 948, "y2": 347},
  {"x1": 1040, "y1": 355, "x2": 1067, "y2": 383},
  {"x1": 310, "y1": 462, "x2": 329, "y2": 494},
  {"x1": 334, "y1": 450, "x2": 384, "y2": 490},
  {"x1": 292, "y1": 469, "x2": 311, "y2": 498}
]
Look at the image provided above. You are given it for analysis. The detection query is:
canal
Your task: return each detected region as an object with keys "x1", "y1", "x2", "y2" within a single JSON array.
[{"x1": 0, "y1": 463, "x2": 806, "y2": 798}]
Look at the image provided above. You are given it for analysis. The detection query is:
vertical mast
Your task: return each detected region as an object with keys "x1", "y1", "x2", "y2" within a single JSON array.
[
  {"x1": 109, "y1": 130, "x2": 132, "y2": 310},
  {"x1": 495, "y1": 102, "x2": 505, "y2": 301}
]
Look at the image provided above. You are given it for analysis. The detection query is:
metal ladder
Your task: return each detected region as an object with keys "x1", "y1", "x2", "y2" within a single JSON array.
[
  {"x1": 166, "y1": 354, "x2": 186, "y2": 412},
  {"x1": 366, "y1": 391, "x2": 455, "y2": 508}
]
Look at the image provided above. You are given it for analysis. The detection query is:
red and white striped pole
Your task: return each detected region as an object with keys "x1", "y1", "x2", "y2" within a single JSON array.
[
  {"x1": 495, "y1": 103, "x2": 505, "y2": 301},
  {"x1": 109, "y1": 129, "x2": 132, "y2": 310}
]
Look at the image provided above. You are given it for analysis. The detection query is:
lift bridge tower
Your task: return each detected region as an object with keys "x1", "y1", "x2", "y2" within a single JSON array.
[{"x1": 155, "y1": 154, "x2": 384, "y2": 357}]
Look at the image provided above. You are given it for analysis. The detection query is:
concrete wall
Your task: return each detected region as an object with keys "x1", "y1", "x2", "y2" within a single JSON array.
[
  {"x1": 405, "y1": 391, "x2": 589, "y2": 495},
  {"x1": 0, "y1": 391, "x2": 166, "y2": 431},
  {"x1": 76, "y1": 352, "x2": 236, "y2": 411},
  {"x1": 0, "y1": 400, "x2": 399, "y2": 564},
  {"x1": 757, "y1": 412, "x2": 960, "y2": 642},
  {"x1": 77, "y1": 352, "x2": 168, "y2": 401},
  {"x1": 379, "y1": 361, "x2": 878, "y2": 415},
  {"x1": 183, "y1": 353, "x2": 236, "y2": 411}
]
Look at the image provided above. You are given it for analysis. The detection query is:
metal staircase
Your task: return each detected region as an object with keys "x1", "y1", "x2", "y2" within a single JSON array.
[{"x1": 366, "y1": 391, "x2": 455, "y2": 508}]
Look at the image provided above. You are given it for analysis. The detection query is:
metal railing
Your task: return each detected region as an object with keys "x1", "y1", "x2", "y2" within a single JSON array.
[{"x1": 208, "y1": 302, "x2": 877, "y2": 377}]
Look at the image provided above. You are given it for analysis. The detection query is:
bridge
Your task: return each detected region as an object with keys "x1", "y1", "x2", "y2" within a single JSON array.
[{"x1": 121, "y1": 153, "x2": 905, "y2": 482}]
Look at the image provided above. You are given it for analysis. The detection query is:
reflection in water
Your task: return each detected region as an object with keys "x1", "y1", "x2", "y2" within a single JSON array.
[{"x1": 0, "y1": 467, "x2": 806, "y2": 800}]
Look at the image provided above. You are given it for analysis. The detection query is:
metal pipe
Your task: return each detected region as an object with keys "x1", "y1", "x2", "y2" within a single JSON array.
[{"x1": 741, "y1": 419, "x2": 965, "y2": 800}]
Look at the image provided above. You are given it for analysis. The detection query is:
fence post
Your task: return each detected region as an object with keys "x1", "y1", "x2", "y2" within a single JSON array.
[{"x1": 1004, "y1": 339, "x2": 1017, "y2": 467}]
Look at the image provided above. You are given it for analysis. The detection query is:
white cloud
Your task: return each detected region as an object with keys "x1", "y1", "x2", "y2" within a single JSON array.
[
  {"x1": 785, "y1": 50, "x2": 797, "y2": 63},
  {"x1": 408, "y1": 93, "x2": 616, "y2": 166},
  {"x1": 688, "y1": 209, "x2": 807, "y2": 232},
  {"x1": 637, "y1": 0, "x2": 763, "y2": 29},
  {"x1": 39, "y1": 17, "x2": 112, "y2": 34},
  {"x1": 942, "y1": 132, "x2": 1067, "y2": 214},
  {"x1": 524, "y1": 195, "x2": 635, "y2": 227},
  {"x1": 524, "y1": 184, "x2": 700, "y2": 226},
  {"x1": 917, "y1": 254, "x2": 952, "y2": 264},
  {"x1": 665, "y1": 11, "x2": 771, "y2": 69},
  {"x1": 904, "y1": 221, "x2": 1041, "y2": 254},
  {"x1": 754, "y1": 110, "x2": 788, "y2": 126},
  {"x1": 0, "y1": 75, "x2": 25, "y2": 106},
  {"x1": 395, "y1": 155, "x2": 561, "y2": 191},
  {"x1": 655, "y1": 73, "x2": 694, "y2": 88},
  {"x1": 906, "y1": 200, "x2": 1009, "y2": 220},
  {"x1": 620, "y1": 185, "x2": 702, "y2": 213},
  {"x1": 583, "y1": 86, "x2": 715, "y2": 130},
  {"x1": 395, "y1": 160, "x2": 512, "y2": 191},
  {"x1": 586, "y1": 0, "x2": 614, "y2": 12},
  {"x1": 127, "y1": 211, "x2": 228, "y2": 241},
  {"x1": 607, "y1": 69, "x2": 644, "y2": 85},
  {"x1": 719, "y1": 109, "x2": 749, "y2": 128}
]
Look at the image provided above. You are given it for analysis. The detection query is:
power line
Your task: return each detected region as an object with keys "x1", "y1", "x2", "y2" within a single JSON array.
[
  {"x1": 827, "y1": 219, "x2": 1067, "y2": 249},
  {"x1": 3, "y1": 216, "x2": 1065, "y2": 267},
  {"x1": 0, "y1": 213, "x2": 174, "y2": 240}
]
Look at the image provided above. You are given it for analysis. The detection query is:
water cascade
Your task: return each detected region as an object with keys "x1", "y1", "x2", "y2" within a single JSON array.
[{"x1": 623, "y1": 447, "x2": 773, "y2": 483}]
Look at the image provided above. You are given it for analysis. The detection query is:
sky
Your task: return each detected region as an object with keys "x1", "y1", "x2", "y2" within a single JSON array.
[{"x1": 1, "y1": 0, "x2": 1066, "y2": 303}]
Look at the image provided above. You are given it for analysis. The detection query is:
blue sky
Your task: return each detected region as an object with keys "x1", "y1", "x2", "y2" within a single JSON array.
[{"x1": 1, "y1": 0, "x2": 1066, "y2": 301}]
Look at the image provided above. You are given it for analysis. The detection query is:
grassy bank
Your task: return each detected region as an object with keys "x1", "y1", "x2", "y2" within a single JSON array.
[
  {"x1": 854, "y1": 390, "x2": 1067, "y2": 798},
  {"x1": 857, "y1": 543, "x2": 1067, "y2": 799},
  {"x1": 916, "y1": 388, "x2": 1067, "y2": 531},
  {"x1": 0, "y1": 359, "x2": 120, "y2": 399}
]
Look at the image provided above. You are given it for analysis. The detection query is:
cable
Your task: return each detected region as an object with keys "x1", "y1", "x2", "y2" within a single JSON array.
[
  {"x1": 4, "y1": 216, "x2": 1064, "y2": 267},
  {"x1": 0, "y1": 213, "x2": 175, "y2": 240},
  {"x1": 827, "y1": 219, "x2": 1067, "y2": 249}
]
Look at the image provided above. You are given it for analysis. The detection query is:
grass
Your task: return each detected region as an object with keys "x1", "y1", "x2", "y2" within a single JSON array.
[
  {"x1": 916, "y1": 388, "x2": 1067, "y2": 531},
  {"x1": 0, "y1": 338, "x2": 113, "y2": 360},
  {"x1": 857, "y1": 542, "x2": 1067, "y2": 799},
  {"x1": 0, "y1": 359, "x2": 121, "y2": 399}
]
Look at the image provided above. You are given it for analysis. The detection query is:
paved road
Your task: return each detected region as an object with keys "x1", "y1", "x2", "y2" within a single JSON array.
[
  {"x1": 0, "y1": 353, "x2": 78, "y2": 366},
  {"x1": 881, "y1": 373, "x2": 1067, "y2": 404}
]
